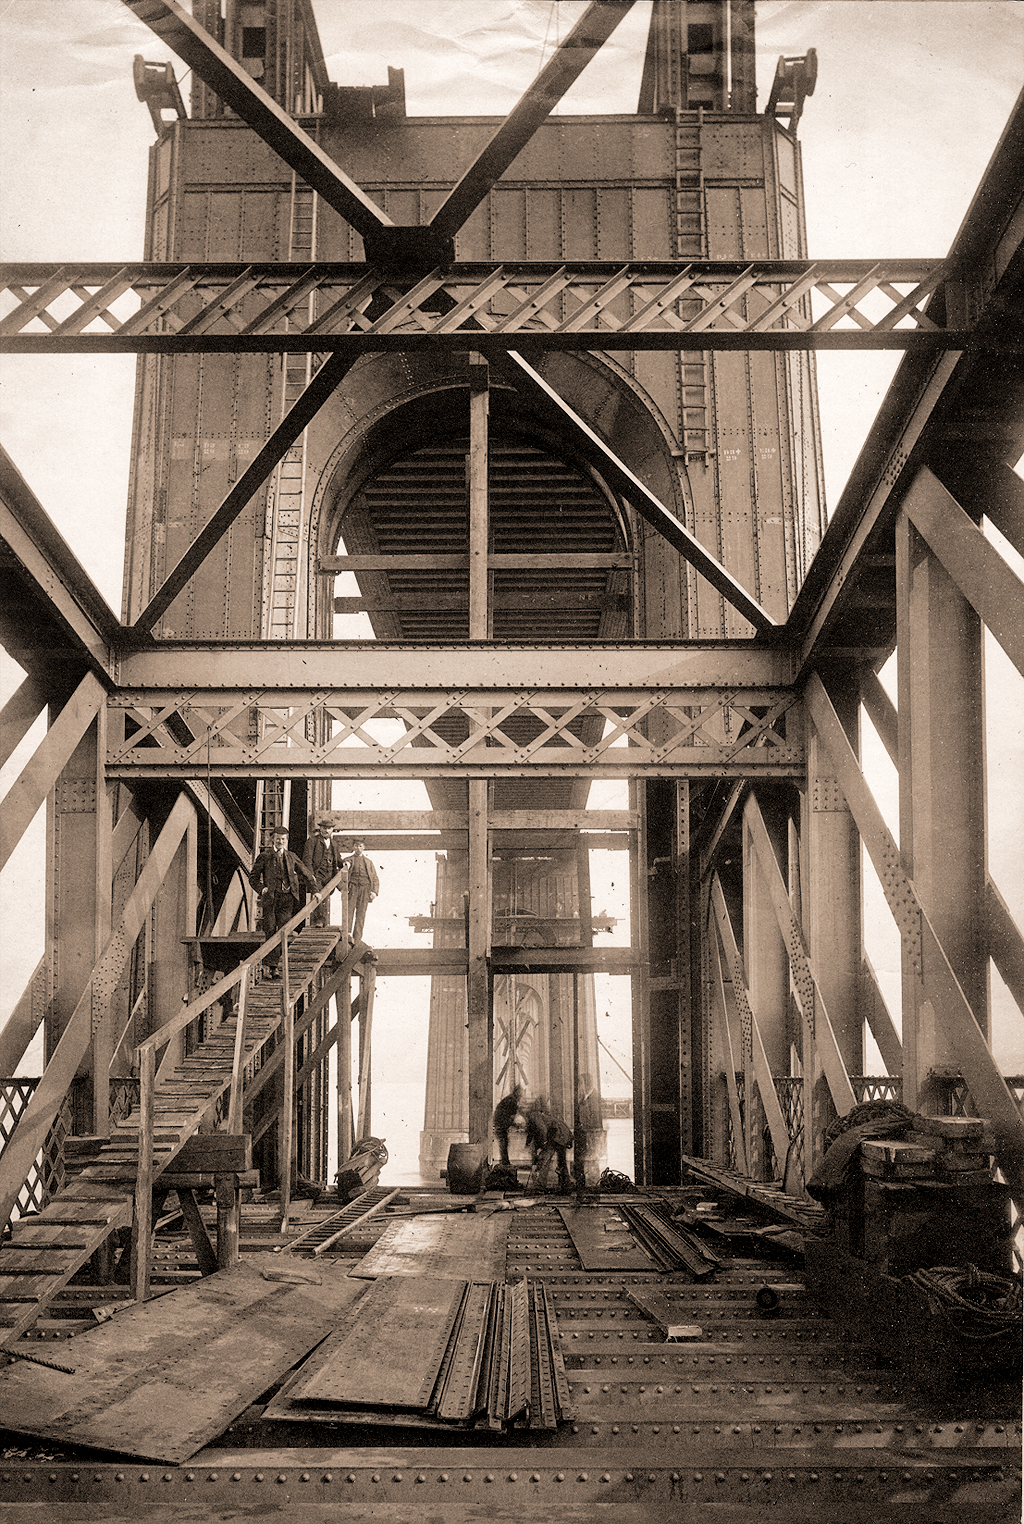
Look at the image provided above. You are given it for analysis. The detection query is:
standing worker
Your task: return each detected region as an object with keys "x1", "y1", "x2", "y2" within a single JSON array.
[
  {"x1": 249, "y1": 827, "x2": 317, "y2": 977},
  {"x1": 343, "y1": 840, "x2": 379, "y2": 942},
  {"x1": 492, "y1": 1084, "x2": 524, "y2": 1167},
  {"x1": 302, "y1": 819, "x2": 344, "y2": 927}
]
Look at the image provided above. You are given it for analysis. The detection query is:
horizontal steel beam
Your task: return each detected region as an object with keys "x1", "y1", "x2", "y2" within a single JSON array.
[
  {"x1": 114, "y1": 643, "x2": 795, "y2": 690},
  {"x1": 317, "y1": 810, "x2": 636, "y2": 829},
  {"x1": 0, "y1": 260, "x2": 974, "y2": 353},
  {"x1": 106, "y1": 681, "x2": 803, "y2": 780}
]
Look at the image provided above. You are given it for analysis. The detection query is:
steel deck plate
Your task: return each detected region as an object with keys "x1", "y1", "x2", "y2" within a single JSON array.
[
  {"x1": 0, "y1": 1255, "x2": 367, "y2": 1463},
  {"x1": 290, "y1": 1275, "x2": 467, "y2": 1410},
  {"x1": 555, "y1": 1206, "x2": 657, "y2": 1271},
  {"x1": 350, "y1": 1212, "x2": 510, "y2": 1281}
]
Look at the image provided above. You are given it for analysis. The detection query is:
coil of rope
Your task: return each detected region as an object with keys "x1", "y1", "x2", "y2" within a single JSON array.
[{"x1": 907, "y1": 1263, "x2": 1022, "y2": 1344}]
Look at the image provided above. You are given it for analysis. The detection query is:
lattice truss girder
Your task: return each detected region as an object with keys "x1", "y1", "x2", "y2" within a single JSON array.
[
  {"x1": 106, "y1": 686, "x2": 803, "y2": 778},
  {"x1": 0, "y1": 260, "x2": 954, "y2": 352}
]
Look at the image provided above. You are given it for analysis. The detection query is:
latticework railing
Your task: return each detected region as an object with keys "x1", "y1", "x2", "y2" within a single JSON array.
[{"x1": 0, "y1": 1080, "x2": 75, "y2": 1218}]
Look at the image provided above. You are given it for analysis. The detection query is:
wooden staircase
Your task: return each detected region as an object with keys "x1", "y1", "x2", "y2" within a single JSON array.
[{"x1": 0, "y1": 927, "x2": 343, "y2": 1350}]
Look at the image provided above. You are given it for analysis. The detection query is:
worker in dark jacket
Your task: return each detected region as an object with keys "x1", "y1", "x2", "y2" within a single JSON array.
[
  {"x1": 525, "y1": 1095, "x2": 573, "y2": 1193},
  {"x1": 302, "y1": 820, "x2": 344, "y2": 927},
  {"x1": 343, "y1": 840, "x2": 379, "y2": 942},
  {"x1": 249, "y1": 827, "x2": 317, "y2": 976},
  {"x1": 492, "y1": 1084, "x2": 524, "y2": 1167}
]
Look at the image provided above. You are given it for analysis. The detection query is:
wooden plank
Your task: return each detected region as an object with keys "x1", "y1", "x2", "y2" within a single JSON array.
[
  {"x1": 0, "y1": 1255, "x2": 368, "y2": 1463},
  {"x1": 290, "y1": 1274, "x2": 466, "y2": 1410},
  {"x1": 171, "y1": 1134, "x2": 252, "y2": 1173},
  {"x1": 0, "y1": 1253, "x2": 84, "y2": 1276},
  {"x1": 13, "y1": 1203, "x2": 124, "y2": 1227},
  {"x1": 555, "y1": 1204, "x2": 657, "y2": 1270},
  {"x1": 350, "y1": 1212, "x2": 510, "y2": 1282},
  {"x1": 0, "y1": 793, "x2": 195, "y2": 1237}
]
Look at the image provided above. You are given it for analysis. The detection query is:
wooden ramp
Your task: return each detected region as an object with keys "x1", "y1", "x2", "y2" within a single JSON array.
[
  {"x1": 0, "y1": 1254, "x2": 367, "y2": 1463},
  {"x1": 0, "y1": 928, "x2": 342, "y2": 1350}
]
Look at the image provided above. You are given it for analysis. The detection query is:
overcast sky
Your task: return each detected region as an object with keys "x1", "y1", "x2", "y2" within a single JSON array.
[{"x1": 1, "y1": 5, "x2": 1022, "y2": 1099}]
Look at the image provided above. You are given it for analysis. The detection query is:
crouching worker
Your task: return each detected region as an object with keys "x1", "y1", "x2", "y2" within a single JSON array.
[{"x1": 525, "y1": 1095, "x2": 573, "y2": 1193}]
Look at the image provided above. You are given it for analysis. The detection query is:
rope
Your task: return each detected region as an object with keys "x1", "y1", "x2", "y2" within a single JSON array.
[{"x1": 907, "y1": 1263, "x2": 1022, "y2": 1344}]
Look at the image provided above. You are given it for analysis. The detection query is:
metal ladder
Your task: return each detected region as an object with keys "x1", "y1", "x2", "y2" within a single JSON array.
[{"x1": 674, "y1": 109, "x2": 712, "y2": 466}]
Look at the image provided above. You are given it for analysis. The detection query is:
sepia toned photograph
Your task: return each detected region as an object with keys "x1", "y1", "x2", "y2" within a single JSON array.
[{"x1": 0, "y1": 2, "x2": 1021, "y2": 1518}]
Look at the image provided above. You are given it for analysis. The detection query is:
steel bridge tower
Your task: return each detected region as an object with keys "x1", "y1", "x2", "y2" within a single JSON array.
[
  {"x1": 3, "y1": 0, "x2": 1020, "y2": 1239},
  {"x1": 116, "y1": 0, "x2": 823, "y2": 1184}
]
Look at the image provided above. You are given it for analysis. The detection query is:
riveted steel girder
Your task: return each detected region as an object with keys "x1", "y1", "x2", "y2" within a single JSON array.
[
  {"x1": 0, "y1": 261, "x2": 963, "y2": 353},
  {"x1": 0, "y1": 1449, "x2": 1013, "y2": 1515},
  {"x1": 105, "y1": 680, "x2": 803, "y2": 780},
  {"x1": 114, "y1": 643, "x2": 795, "y2": 690}
]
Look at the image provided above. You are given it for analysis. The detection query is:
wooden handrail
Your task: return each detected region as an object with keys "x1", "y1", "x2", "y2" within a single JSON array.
[
  {"x1": 136, "y1": 862, "x2": 349, "y2": 1057},
  {"x1": 130, "y1": 1044, "x2": 156, "y2": 1302},
  {"x1": 226, "y1": 966, "x2": 250, "y2": 1134}
]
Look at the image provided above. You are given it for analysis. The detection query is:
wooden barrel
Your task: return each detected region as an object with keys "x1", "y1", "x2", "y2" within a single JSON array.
[{"x1": 446, "y1": 1142, "x2": 487, "y2": 1194}]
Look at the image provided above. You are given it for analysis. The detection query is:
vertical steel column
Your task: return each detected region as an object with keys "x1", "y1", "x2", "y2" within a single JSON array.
[
  {"x1": 357, "y1": 963, "x2": 376, "y2": 1141},
  {"x1": 806, "y1": 680, "x2": 863, "y2": 1077},
  {"x1": 466, "y1": 356, "x2": 493, "y2": 1146},
  {"x1": 675, "y1": 781, "x2": 695, "y2": 1161},
  {"x1": 45, "y1": 703, "x2": 106, "y2": 1130},
  {"x1": 336, "y1": 972, "x2": 352, "y2": 1167},
  {"x1": 468, "y1": 356, "x2": 491, "y2": 638},
  {"x1": 630, "y1": 778, "x2": 653, "y2": 1184},
  {"x1": 278, "y1": 935, "x2": 293, "y2": 1225},
  {"x1": 147, "y1": 813, "x2": 197, "y2": 1074},
  {"x1": 896, "y1": 503, "x2": 989, "y2": 1109},
  {"x1": 742, "y1": 792, "x2": 788, "y2": 1176},
  {"x1": 467, "y1": 780, "x2": 491, "y2": 1144},
  {"x1": 90, "y1": 705, "x2": 114, "y2": 1134}
]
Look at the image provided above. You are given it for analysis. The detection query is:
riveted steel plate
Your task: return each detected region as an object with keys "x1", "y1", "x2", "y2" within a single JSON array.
[
  {"x1": 349, "y1": 1213, "x2": 509, "y2": 1281},
  {"x1": 555, "y1": 1206, "x2": 657, "y2": 1271},
  {"x1": 290, "y1": 1275, "x2": 466, "y2": 1410},
  {"x1": 0, "y1": 1256, "x2": 369, "y2": 1463}
]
